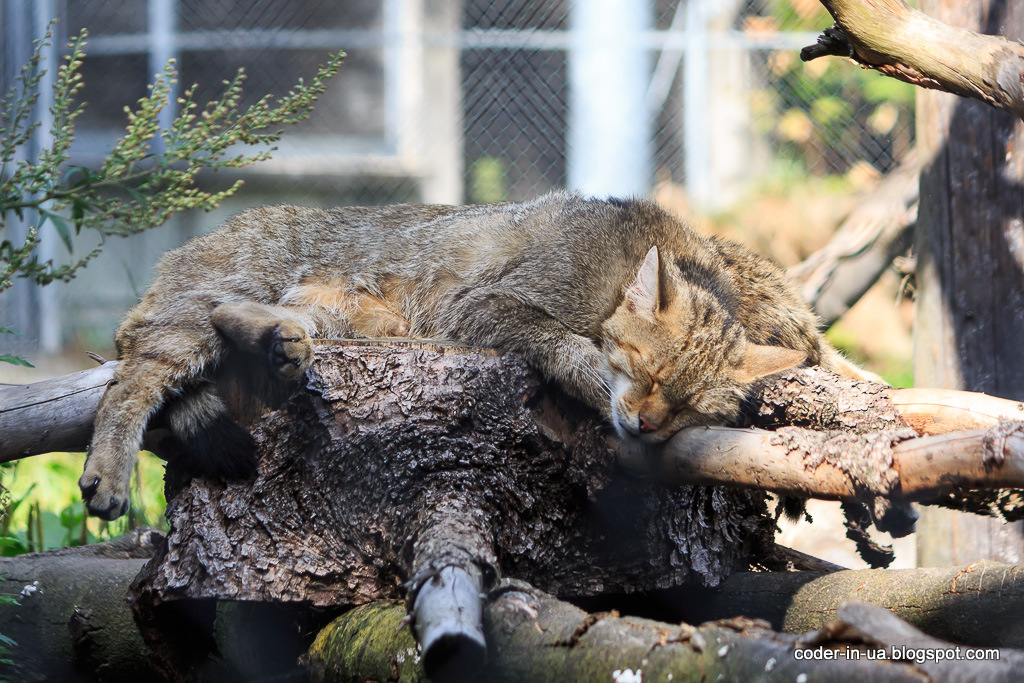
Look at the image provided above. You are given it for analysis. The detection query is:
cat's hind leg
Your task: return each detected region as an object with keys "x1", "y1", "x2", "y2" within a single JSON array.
[
  {"x1": 210, "y1": 301, "x2": 316, "y2": 379},
  {"x1": 81, "y1": 356, "x2": 199, "y2": 519},
  {"x1": 281, "y1": 280, "x2": 412, "y2": 339}
]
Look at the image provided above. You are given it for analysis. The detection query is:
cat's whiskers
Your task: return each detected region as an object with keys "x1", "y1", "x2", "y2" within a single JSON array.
[{"x1": 569, "y1": 346, "x2": 611, "y2": 397}]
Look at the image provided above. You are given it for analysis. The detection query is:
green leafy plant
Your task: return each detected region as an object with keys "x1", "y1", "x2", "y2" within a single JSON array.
[
  {"x1": 1, "y1": 452, "x2": 167, "y2": 555},
  {"x1": 1, "y1": 22, "x2": 344, "y2": 295},
  {"x1": 0, "y1": 328, "x2": 33, "y2": 367}
]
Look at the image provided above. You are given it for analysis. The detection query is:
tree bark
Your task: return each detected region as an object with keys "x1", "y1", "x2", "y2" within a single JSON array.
[
  {"x1": 126, "y1": 341, "x2": 776, "y2": 679},
  {"x1": 913, "y1": 0, "x2": 1024, "y2": 566},
  {"x1": 0, "y1": 528, "x2": 160, "y2": 683},
  {"x1": 803, "y1": 0, "x2": 1024, "y2": 121},
  {"x1": 304, "y1": 581, "x2": 1024, "y2": 683}
]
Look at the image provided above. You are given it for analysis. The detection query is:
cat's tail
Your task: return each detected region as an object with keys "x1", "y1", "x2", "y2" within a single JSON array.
[{"x1": 160, "y1": 381, "x2": 256, "y2": 479}]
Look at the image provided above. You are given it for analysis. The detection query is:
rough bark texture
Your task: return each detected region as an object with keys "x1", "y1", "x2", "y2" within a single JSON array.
[
  {"x1": 913, "y1": 0, "x2": 1024, "y2": 566},
  {"x1": 746, "y1": 368, "x2": 906, "y2": 433},
  {"x1": 305, "y1": 581, "x2": 1024, "y2": 683},
  {"x1": 804, "y1": 0, "x2": 1024, "y2": 121},
  {"x1": 128, "y1": 342, "x2": 773, "y2": 677}
]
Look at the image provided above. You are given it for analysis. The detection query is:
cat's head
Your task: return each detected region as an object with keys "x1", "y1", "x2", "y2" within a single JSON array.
[{"x1": 600, "y1": 246, "x2": 806, "y2": 443}]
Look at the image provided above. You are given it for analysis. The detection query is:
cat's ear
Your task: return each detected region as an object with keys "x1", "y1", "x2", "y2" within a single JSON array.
[
  {"x1": 731, "y1": 343, "x2": 806, "y2": 384},
  {"x1": 625, "y1": 246, "x2": 660, "y2": 314}
]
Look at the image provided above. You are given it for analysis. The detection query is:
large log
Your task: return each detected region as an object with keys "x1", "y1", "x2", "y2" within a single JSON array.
[
  {"x1": 127, "y1": 341, "x2": 775, "y2": 679},
  {"x1": 681, "y1": 560, "x2": 1024, "y2": 649},
  {"x1": 0, "y1": 529, "x2": 160, "y2": 683},
  {"x1": 305, "y1": 581, "x2": 1024, "y2": 682},
  {"x1": 0, "y1": 529, "x2": 332, "y2": 682}
]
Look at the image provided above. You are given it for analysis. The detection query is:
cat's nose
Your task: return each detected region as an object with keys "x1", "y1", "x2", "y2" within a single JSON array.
[{"x1": 638, "y1": 414, "x2": 659, "y2": 433}]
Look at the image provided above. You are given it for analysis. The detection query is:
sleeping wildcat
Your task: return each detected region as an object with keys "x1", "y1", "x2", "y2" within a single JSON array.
[{"x1": 81, "y1": 192, "x2": 869, "y2": 519}]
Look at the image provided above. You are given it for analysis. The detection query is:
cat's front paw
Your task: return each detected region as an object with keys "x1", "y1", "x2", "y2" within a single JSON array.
[
  {"x1": 270, "y1": 320, "x2": 312, "y2": 380},
  {"x1": 78, "y1": 456, "x2": 131, "y2": 520}
]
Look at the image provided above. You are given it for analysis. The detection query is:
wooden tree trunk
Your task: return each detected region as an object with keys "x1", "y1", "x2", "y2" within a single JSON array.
[
  {"x1": 914, "y1": 0, "x2": 1024, "y2": 566},
  {"x1": 128, "y1": 341, "x2": 776, "y2": 679}
]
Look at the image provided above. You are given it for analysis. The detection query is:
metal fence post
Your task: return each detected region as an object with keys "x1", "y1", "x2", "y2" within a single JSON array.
[
  {"x1": 683, "y1": 0, "x2": 711, "y2": 210},
  {"x1": 567, "y1": 0, "x2": 652, "y2": 197}
]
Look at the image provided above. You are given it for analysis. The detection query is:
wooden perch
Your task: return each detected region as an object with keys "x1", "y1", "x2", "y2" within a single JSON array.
[
  {"x1": 0, "y1": 528, "x2": 162, "y2": 682},
  {"x1": 0, "y1": 360, "x2": 115, "y2": 461},
  {"x1": 803, "y1": 0, "x2": 1024, "y2": 120},
  {"x1": 618, "y1": 369, "x2": 1024, "y2": 525},
  {"x1": 4, "y1": 350, "x2": 1024, "y2": 509},
  {"x1": 621, "y1": 403, "x2": 1024, "y2": 501}
]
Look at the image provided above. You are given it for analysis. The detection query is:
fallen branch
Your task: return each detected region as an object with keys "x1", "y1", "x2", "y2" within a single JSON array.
[
  {"x1": 789, "y1": 151, "x2": 918, "y2": 328},
  {"x1": 803, "y1": 0, "x2": 1024, "y2": 121},
  {"x1": 305, "y1": 580, "x2": 1024, "y2": 682},
  {"x1": 0, "y1": 360, "x2": 115, "y2": 461},
  {"x1": 687, "y1": 559, "x2": 1024, "y2": 648},
  {"x1": 0, "y1": 529, "x2": 332, "y2": 682},
  {"x1": 621, "y1": 422, "x2": 1024, "y2": 499},
  {"x1": 407, "y1": 497, "x2": 492, "y2": 679}
]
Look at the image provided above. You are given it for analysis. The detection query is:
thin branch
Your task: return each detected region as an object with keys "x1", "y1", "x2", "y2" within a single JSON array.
[{"x1": 620, "y1": 420, "x2": 1024, "y2": 507}]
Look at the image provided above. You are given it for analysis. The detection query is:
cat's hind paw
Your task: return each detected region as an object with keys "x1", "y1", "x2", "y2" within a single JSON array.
[{"x1": 270, "y1": 320, "x2": 313, "y2": 380}]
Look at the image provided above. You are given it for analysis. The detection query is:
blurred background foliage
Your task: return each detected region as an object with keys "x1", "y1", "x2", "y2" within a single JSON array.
[{"x1": 0, "y1": 452, "x2": 166, "y2": 556}]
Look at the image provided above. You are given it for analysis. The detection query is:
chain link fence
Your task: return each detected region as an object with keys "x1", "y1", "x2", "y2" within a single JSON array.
[{"x1": 1, "y1": 0, "x2": 914, "y2": 357}]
